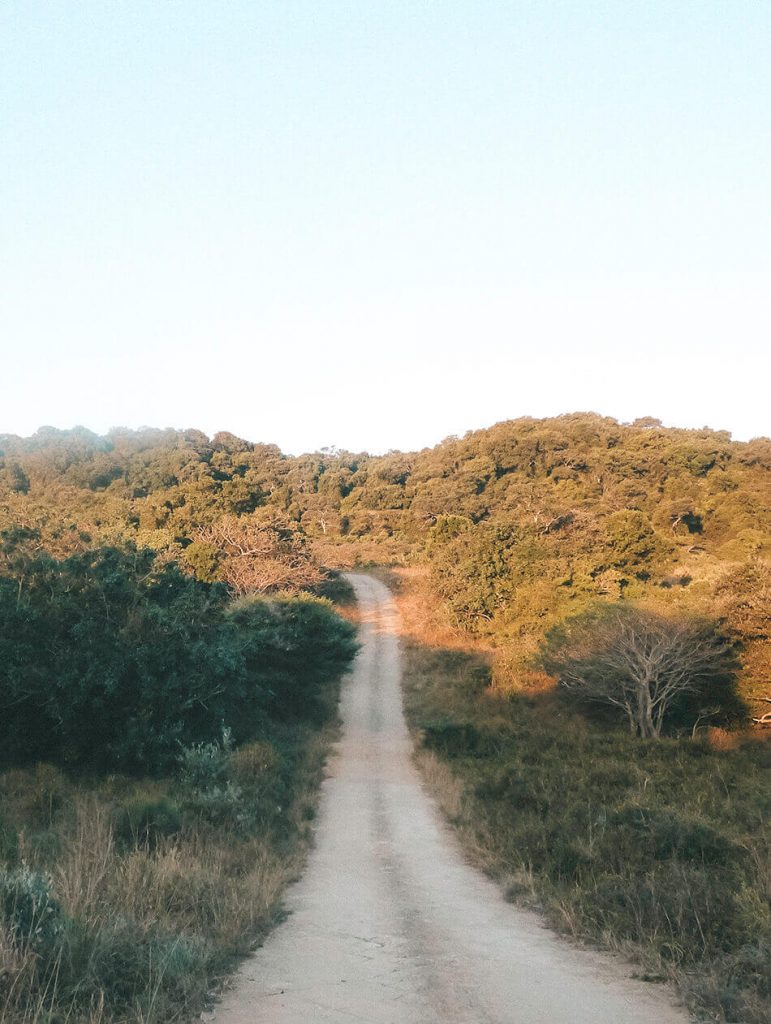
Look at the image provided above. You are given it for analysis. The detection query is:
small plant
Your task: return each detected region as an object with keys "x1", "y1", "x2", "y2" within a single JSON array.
[
  {"x1": 112, "y1": 798, "x2": 183, "y2": 850},
  {"x1": 178, "y1": 728, "x2": 233, "y2": 792},
  {"x1": 178, "y1": 729, "x2": 257, "y2": 831},
  {"x1": 0, "y1": 866, "x2": 63, "y2": 954}
]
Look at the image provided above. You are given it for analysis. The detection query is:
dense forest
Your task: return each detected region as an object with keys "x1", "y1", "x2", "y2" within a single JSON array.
[
  {"x1": 2, "y1": 413, "x2": 768, "y2": 712},
  {"x1": 1, "y1": 413, "x2": 769, "y2": 1022}
]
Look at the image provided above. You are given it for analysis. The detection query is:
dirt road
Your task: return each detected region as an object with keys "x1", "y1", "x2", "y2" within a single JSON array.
[{"x1": 216, "y1": 573, "x2": 688, "y2": 1023}]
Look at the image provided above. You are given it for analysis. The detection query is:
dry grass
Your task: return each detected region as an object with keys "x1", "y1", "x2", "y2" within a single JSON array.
[
  {"x1": 396, "y1": 571, "x2": 771, "y2": 1024},
  {"x1": 0, "y1": 723, "x2": 339, "y2": 1023},
  {"x1": 413, "y1": 750, "x2": 464, "y2": 822}
]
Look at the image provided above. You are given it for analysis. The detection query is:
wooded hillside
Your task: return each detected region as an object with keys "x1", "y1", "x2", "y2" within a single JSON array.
[{"x1": 3, "y1": 413, "x2": 768, "y2": 711}]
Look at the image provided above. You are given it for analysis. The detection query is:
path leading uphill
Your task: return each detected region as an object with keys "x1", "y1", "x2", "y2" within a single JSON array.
[{"x1": 216, "y1": 573, "x2": 688, "y2": 1024}]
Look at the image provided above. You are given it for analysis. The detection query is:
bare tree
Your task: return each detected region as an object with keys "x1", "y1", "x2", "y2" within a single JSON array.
[
  {"x1": 197, "y1": 515, "x2": 325, "y2": 596},
  {"x1": 539, "y1": 605, "x2": 735, "y2": 738},
  {"x1": 751, "y1": 697, "x2": 771, "y2": 727}
]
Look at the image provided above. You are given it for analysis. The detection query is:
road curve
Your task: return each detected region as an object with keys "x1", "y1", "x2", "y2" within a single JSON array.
[{"x1": 216, "y1": 573, "x2": 688, "y2": 1024}]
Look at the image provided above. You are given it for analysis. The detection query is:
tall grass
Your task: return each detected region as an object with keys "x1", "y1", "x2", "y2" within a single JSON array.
[
  {"x1": 0, "y1": 722, "x2": 339, "y2": 1024},
  {"x1": 397, "y1": 575, "x2": 771, "y2": 1024}
]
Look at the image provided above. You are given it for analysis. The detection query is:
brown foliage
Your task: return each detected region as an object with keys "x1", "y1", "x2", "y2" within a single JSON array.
[{"x1": 197, "y1": 515, "x2": 325, "y2": 595}]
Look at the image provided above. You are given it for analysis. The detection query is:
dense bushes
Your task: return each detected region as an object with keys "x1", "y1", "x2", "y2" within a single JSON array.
[
  {"x1": 0, "y1": 866, "x2": 63, "y2": 955},
  {"x1": 0, "y1": 542, "x2": 357, "y2": 774},
  {"x1": 225, "y1": 594, "x2": 359, "y2": 728}
]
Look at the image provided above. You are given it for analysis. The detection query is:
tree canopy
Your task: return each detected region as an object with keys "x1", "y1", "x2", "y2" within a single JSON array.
[{"x1": 1, "y1": 413, "x2": 768, "y2": 715}]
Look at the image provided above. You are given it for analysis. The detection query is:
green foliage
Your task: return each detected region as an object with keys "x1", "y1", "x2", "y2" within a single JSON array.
[
  {"x1": 224, "y1": 593, "x2": 359, "y2": 728},
  {"x1": 112, "y1": 798, "x2": 183, "y2": 850},
  {"x1": 603, "y1": 509, "x2": 671, "y2": 578},
  {"x1": 183, "y1": 539, "x2": 221, "y2": 581},
  {"x1": 0, "y1": 866, "x2": 63, "y2": 954},
  {"x1": 0, "y1": 545, "x2": 236, "y2": 772},
  {"x1": 178, "y1": 729, "x2": 233, "y2": 791},
  {"x1": 0, "y1": 546, "x2": 356, "y2": 774},
  {"x1": 0, "y1": 428, "x2": 363, "y2": 1022},
  {"x1": 603, "y1": 806, "x2": 740, "y2": 866},
  {"x1": 1, "y1": 417, "x2": 767, "y2": 684},
  {"x1": 176, "y1": 730, "x2": 255, "y2": 831},
  {"x1": 430, "y1": 523, "x2": 520, "y2": 627}
]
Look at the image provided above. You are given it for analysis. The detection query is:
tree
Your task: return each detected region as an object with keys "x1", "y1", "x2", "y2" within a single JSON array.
[
  {"x1": 192, "y1": 514, "x2": 325, "y2": 595},
  {"x1": 539, "y1": 605, "x2": 737, "y2": 738}
]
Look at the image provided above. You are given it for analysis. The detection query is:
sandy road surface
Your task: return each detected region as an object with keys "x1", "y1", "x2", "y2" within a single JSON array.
[{"x1": 216, "y1": 573, "x2": 688, "y2": 1024}]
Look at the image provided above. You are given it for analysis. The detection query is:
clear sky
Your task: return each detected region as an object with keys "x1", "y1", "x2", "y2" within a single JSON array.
[{"x1": 1, "y1": 1, "x2": 769, "y2": 453}]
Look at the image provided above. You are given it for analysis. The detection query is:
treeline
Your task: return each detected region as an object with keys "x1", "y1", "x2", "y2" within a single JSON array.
[{"x1": 2, "y1": 413, "x2": 768, "y2": 711}]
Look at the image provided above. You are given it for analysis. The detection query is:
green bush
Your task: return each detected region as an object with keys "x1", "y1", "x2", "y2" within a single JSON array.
[
  {"x1": 604, "y1": 806, "x2": 741, "y2": 867},
  {"x1": 422, "y1": 721, "x2": 497, "y2": 757},
  {"x1": 178, "y1": 732, "x2": 257, "y2": 832},
  {"x1": 224, "y1": 594, "x2": 358, "y2": 730},
  {"x1": 0, "y1": 547, "x2": 237, "y2": 772},
  {"x1": 0, "y1": 866, "x2": 63, "y2": 954},
  {"x1": 112, "y1": 798, "x2": 183, "y2": 850},
  {"x1": 178, "y1": 732, "x2": 232, "y2": 791},
  {"x1": 0, "y1": 548, "x2": 357, "y2": 774}
]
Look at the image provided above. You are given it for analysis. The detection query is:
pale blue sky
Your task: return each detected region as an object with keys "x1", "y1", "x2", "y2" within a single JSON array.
[{"x1": 1, "y1": 1, "x2": 769, "y2": 452}]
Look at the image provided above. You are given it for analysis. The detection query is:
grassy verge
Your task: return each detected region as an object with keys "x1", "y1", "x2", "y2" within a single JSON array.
[
  {"x1": 396, "y1": 572, "x2": 770, "y2": 1024},
  {"x1": 0, "y1": 578, "x2": 358, "y2": 1024},
  {"x1": 0, "y1": 724, "x2": 338, "y2": 1024}
]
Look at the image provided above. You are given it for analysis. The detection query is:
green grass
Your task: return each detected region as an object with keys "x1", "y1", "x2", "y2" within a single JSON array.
[{"x1": 402, "y1": 639, "x2": 771, "y2": 1024}]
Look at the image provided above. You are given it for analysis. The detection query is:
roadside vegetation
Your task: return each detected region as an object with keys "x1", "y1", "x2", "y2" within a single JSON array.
[
  {"x1": 0, "y1": 725, "x2": 338, "y2": 1023},
  {"x1": 0, "y1": 522, "x2": 357, "y2": 1022},
  {"x1": 1, "y1": 414, "x2": 768, "y2": 1021},
  {"x1": 395, "y1": 571, "x2": 770, "y2": 1024}
]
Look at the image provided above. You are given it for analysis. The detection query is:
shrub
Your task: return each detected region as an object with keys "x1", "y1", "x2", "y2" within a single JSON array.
[
  {"x1": 422, "y1": 721, "x2": 500, "y2": 757},
  {"x1": 224, "y1": 594, "x2": 358, "y2": 729},
  {"x1": 178, "y1": 732, "x2": 255, "y2": 832},
  {"x1": 604, "y1": 807, "x2": 741, "y2": 867},
  {"x1": 0, "y1": 866, "x2": 63, "y2": 955},
  {"x1": 0, "y1": 547, "x2": 237, "y2": 773},
  {"x1": 228, "y1": 741, "x2": 280, "y2": 788},
  {"x1": 0, "y1": 549, "x2": 357, "y2": 774},
  {"x1": 178, "y1": 731, "x2": 232, "y2": 792},
  {"x1": 112, "y1": 798, "x2": 183, "y2": 850}
]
